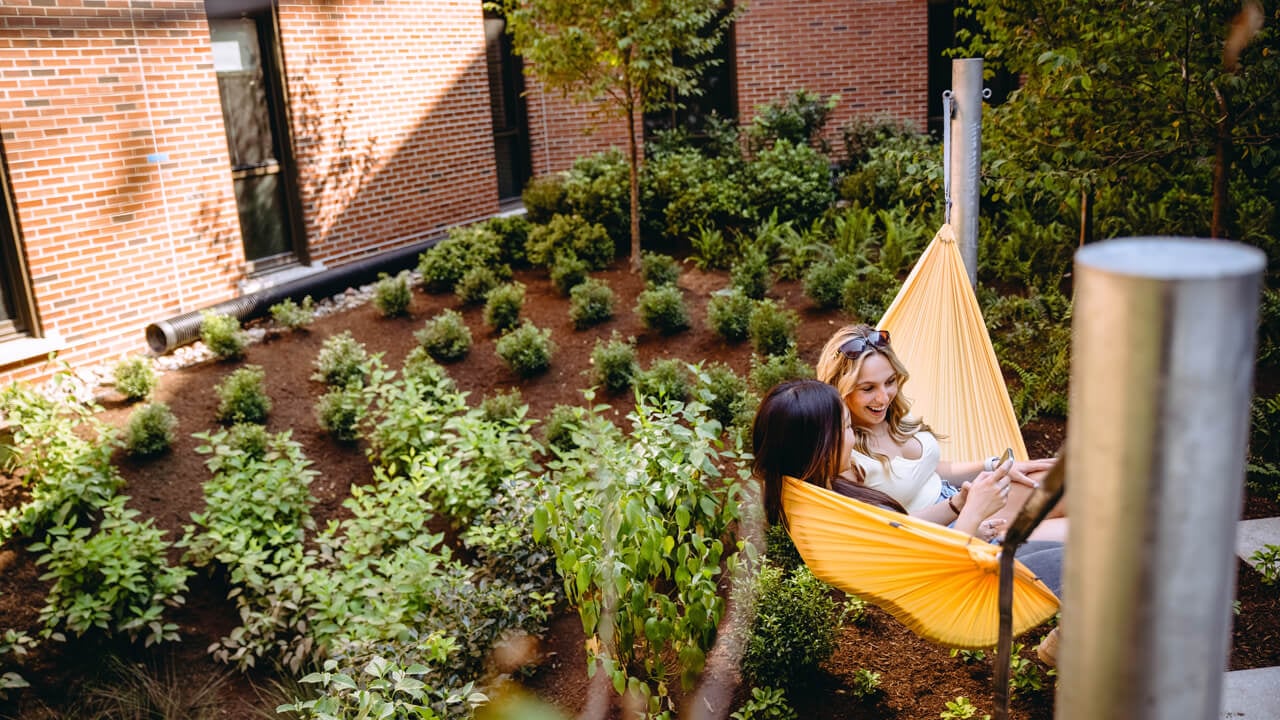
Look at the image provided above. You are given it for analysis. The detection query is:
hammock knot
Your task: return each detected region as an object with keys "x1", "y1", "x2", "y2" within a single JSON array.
[
  {"x1": 934, "y1": 224, "x2": 958, "y2": 245},
  {"x1": 966, "y1": 543, "x2": 1001, "y2": 574}
]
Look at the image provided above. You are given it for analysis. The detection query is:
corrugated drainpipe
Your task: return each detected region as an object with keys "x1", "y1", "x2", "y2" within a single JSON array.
[{"x1": 144, "y1": 236, "x2": 440, "y2": 354}]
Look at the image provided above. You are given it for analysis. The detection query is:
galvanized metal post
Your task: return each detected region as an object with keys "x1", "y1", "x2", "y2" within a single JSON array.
[
  {"x1": 949, "y1": 58, "x2": 983, "y2": 288},
  {"x1": 1058, "y1": 237, "x2": 1265, "y2": 720}
]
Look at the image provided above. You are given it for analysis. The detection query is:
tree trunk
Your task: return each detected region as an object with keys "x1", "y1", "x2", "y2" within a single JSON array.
[{"x1": 626, "y1": 99, "x2": 643, "y2": 273}]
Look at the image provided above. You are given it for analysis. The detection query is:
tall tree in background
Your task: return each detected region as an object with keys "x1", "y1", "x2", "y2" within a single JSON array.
[
  {"x1": 496, "y1": 0, "x2": 734, "y2": 270},
  {"x1": 958, "y1": 0, "x2": 1279, "y2": 249}
]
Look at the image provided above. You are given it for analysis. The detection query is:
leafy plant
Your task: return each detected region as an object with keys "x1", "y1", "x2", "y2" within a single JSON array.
[
  {"x1": 417, "y1": 309, "x2": 473, "y2": 363},
  {"x1": 740, "y1": 562, "x2": 843, "y2": 689},
  {"x1": 199, "y1": 310, "x2": 247, "y2": 361},
  {"x1": 32, "y1": 495, "x2": 190, "y2": 646},
  {"x1": 123, "y1": 402, "x2": 178, "y2": 458},
  {"x1": 590, "y1": 332, "x2": 638, "y2": 395},
  {"x1": 568, "y1": 277, "x2": 616, "y2": 330},
  {"x1": 270, "y1": 296, "x2": 316, "y2": 330},
  {"x1": 311, "y1": 330, "x2": 372, "y2": 389},
  {"x1": 316, "y1": 387, "x2": 367, "y2": 443},
  {"x1": 112, "y1": 356, "x2": 156, "y2": 401},
  {"x1": 278, "y1": 654, "x2": 484, "y2": 720},
  {"x1": 850, "y1": 668, "x2": 882, "y2": 699},
  {"x1": 840, "y1": 265, "x2": 899, "y2": 325},
  {"x1": 484, "y1": 281, "x2": 526, "y2": 334},
  {"x1": 706, "y1": 288, "x2": 754, "y2": 343},
  {"x1": 0, "y1": 629, "x2": 35, "y2": 700},
  {"x1": 730, "y1": 245, "x2": 772, "y2": 300},
  {"x1": 950, "y1": 647, "x2": 987, "y2": 664},
  {"x1": 641, "y1": 251, "x2": 681, "y2": 287},
  {"x1": 213, "y1": 365, "x2": 271, "y2": 424},
  {"x1": 417, "y1": 225, "x2": 503, "y2": 293},
  {"x1": 225, "y1": 421, "x2": 269, "y2": 459},
  {"x1": 521, "y1": 174, "x2": 568, "y2": 224},
  {"x1": 748, "y1": 299, "x2": 799, "y2": 357},
  {"x1": 496, "y1": 321, "x2": 555, "y2": 378},
  {"x1": 745, "y1": 89, "x2": 840, "y2": 152},
  {"x1": 939, "y1": 696, "x2": 988, "y2": 720},
  {"x1": 803, "y1": 258, "x2": 857, "y2": 310},
  {"x1": 1250, "y1": 544, "x2": 1280, "y2": 586},
  {"x1": 542, "y1": 404, "x2": 583, "y2": 453},
  {"x1": 549, "y1": 252, "x2": 589, "y2": 296},
  {"x1": 1004, "y1": 642, "x2": 1045, "y2": 698},
  {"x1": 635, "y1": 284, "x2": 690, "y2": 335},
  {"x1": 480, "y1": 387, "x2": 525, "y2": 425},
  {"x1": 746, "y1": 139, "x2": 834, "y2": 227},
  {"x1": 749, "y1": 349, "x2": 814, "y2": 394},
  {"x1": 526, "y1": 213, "x2": 615, "y2": 271},
  {"x1": 690, "y1": 224, "x2": 737, "y2": 271},
  {"x1": 456, "y1": 264, "x2": 509, "y2": 307},
  {"x1": 695, "y1": 362, "x2": 752, "y2": 433},
  {"x1": 372, "y1": 271, "x2": 412, "y2": 317},
  {"x1": 635, "y1": 358, "x2": 692, "y2": 404},
  {"x1": 730, "y1": 686, "x2": 797, "y2": 720}
]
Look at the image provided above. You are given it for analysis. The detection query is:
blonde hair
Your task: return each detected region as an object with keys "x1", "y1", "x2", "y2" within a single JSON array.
[{"x1": 815, "y1": 324, "x2": 933, "y2": 470}]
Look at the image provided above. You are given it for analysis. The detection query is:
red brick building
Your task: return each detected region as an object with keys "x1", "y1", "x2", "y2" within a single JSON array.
[{"x1": 0, "y1": 0, "x2": 930, "y2": 385}]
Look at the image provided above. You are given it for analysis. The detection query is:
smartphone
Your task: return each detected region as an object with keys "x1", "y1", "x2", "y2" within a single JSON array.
[{"x1": 998, "y1": 447, "x2": 1015, "y2": 467}]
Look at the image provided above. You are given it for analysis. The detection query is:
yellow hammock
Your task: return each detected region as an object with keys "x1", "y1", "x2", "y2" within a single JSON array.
[
  {"x1": 878, "y1": 224, "x2": 1028, "y2": 463},
  {"x1": 781, "y1": 475, "x2": 1060, "y2": 648}
]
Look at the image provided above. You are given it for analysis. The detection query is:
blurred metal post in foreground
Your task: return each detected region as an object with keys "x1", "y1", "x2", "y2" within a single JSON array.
[
  {"x1": 949, "y1": 58, "x2": 983, "y2": 288},
  {"x1": 1058, "y1": 238, "x2": 1265, "y2": 719}
]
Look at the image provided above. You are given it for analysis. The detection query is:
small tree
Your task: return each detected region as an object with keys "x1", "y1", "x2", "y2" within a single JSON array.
[{"x1": 498, "y1": 0, "x2": 735, "y2": 270}]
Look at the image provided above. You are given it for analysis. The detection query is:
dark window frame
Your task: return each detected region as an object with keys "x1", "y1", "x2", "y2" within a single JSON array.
[
  {"x1": 642, "y1": 13, "x2": 738, "y2": 143},
  {"x1": 205, "y1": 0, "x2": 309, "y2": 273},
  {"x1": 0, "y1": 140, "x2": 39, "y2": 343}
]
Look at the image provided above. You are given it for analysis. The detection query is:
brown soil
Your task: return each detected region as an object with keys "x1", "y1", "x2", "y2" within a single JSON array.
[{"x1": 2, "y1": 259, "x2": 1277, "y2": 719}]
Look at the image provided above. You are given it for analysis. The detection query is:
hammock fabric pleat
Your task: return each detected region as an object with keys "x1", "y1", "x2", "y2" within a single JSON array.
[
  {"x1": 781, "y1": 476, "x2": 1059, "y2": 648},
  {"x1": 878, "y1": 224, "x2": 1028, "y2": 463}
]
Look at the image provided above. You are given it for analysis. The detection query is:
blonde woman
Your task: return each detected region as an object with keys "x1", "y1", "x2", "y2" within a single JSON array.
[{"x1": 815, "y1": 324, "x2": 1065, "y2": 541}]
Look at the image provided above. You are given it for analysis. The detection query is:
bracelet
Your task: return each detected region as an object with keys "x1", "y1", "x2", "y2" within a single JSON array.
[
  {"x1": 947, "y1": 496, "x2": 962, "y2": 515},
  {"x1": 983, "y1": 455, "x2": 1000, "y2": 472}
]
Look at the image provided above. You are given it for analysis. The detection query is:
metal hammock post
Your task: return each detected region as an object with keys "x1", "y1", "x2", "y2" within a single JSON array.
[{"x1": 943, "y1": 58, "x2": 987, "y2": 290}]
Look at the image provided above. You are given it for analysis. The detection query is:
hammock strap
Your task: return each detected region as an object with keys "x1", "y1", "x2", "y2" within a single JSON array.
[{"x1": 942, "y1": 90, "x2": 954, "y2": 225}]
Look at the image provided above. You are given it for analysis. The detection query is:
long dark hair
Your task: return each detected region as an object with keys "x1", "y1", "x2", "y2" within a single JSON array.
[{"x1": 752, "y1": 379, "x2": 906, "y2": 526}]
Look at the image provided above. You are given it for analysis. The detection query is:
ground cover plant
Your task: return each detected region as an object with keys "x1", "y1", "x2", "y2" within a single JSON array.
[{"x1": 2, "y1": 74, "x2": 1279, "y2": 719}]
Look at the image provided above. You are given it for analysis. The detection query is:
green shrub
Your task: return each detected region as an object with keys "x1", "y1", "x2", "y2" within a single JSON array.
[
  {"x1": 837, "y1": 129, "x2": 941, "y2": 219},
  {"x1": 689, "y1": 224, "x2": 737, "y2": 271},
  {"x1": 803, "y1": 258, "x2": 856, "y2": 310},
  {"x1": 745, "y1": 89, "x2": 840, "y2": 152},
  {"x1": 416, "y1": 309, "x2": 472, "y2": 363},
  {"x1": 635, "y1": 284, "x2": 690, "y2": 335},
  {"x1": 496, "y1": 321, "x2": 555, "y2": 378},
  {"x1": 456, "y1": 264, "x2": 509, "y2": 306},
  {"x1": 526, "y1": 213, "x2": 615, "y2": 270},
  {"x1": 764, "y1": 524, "x2": 804, "y2": 574},
  {"x1": 200, "y1": 311, "x2": 247, "y2": 361},
  {"x1": 563, "y1": 148, "x2": 631, "y2": 242},
  {"x1": 32, "y1": 496, "x2": 190, "y2": 646},
  {"x1": 269, "y1": 296, "x2": 316, "y2": 330},
  {"x1": 484, "y1": 281, "x2": 525, "y2": 333},
  {"x1": 591, "y1": 332, "x2": 638, "y2": 395},
  {"x1": 521, "y1": 174, "x2": 568, "y2": 224},
  {"x1": 484, "y1": 213, "x2": 532, "y2": 268},
  {"x1": 730, "y1": 686, "x2": 797, "y2": 720},
  {"x1": 417, "y1": 226, "x2": 502, "y2": 293},
  {"x1": 982, "y1": 286, "x2": 1072, "y2": 423},
  {"x1": 213, "y1": 365, "x2": 271, "y2": 424},
  {"x1": 731, "y1": 247, "x2": 772, "y2": 300},
  {"x1": 400, "y1": 346, "x2": 458, "y2": 397},
  {"x1": 641, "y1": 251, "x2": 681, "y2": 288},
  {"x1": 542, "y1": 404, "x2": 582, "y2": 452},
  {"x1": 641, "y1": 146, "x2": 753, "y2": 244},
  {"x1": 225, "y1": 422, "x2": 269, "y2": 460},
  {"x1": 840, "y1": 265, "x2": 900, "y2": 323},
  {"x1": 840, "y1": 114, "x2": 919, "y2": 168},
  {"x1": 568, "y1": 277, "x2": 616, "y2": 329},
  {"x1": 311, "y1": 330, "x2": 370, "y2": 388},
  {"x1": 549, "y1": 252, "x2": 589, "y2": 296},
  {"x1": 316, "y1": 387, "x2": 365, "y2": 442},
  {"x1": 123, "y1": 402, "x2": 177, "y2": 458},
  {"x1": 850, "y1": 668, "x2": 882, "y2": 699},
  {"x1": 706, "y1": 289, "x2": 754, "y2": 343},
  {"x1": 749, "y1": 350, "x2": 814, "y2": 394},
  {"x1": 635, "y1": 358, "x2": 692, "y2": 403},
  {"x1": 741, "y1": 563, "x2": 842, "y2": 689},
  {"x1": 479, "y1": 387, "x2": 525, "y2": 424},
  {"x1": 745, "y1": 138, "x2": 834, "y2": 227},
  {"x1": 371, "y1": 271, "x2": 412, "y2": 317},
  {"x1": 748, "y1": 300, "x2": 800, "y2": 357},
  {"x1": 112, "y1": 356, "x2": 156, "y2": 402},
  {"x1": 696, "y1": 363, "x2": 752, "y2": 432}
]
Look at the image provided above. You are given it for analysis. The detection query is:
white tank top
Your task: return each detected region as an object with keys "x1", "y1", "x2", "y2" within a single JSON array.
[{"x1": 851, "y1": 430, "x2": 943, "y2": 514}]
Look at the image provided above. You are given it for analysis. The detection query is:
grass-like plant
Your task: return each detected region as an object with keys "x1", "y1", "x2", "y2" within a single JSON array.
[
  {"x1": 706, "y1": 288, "x2": 753, "y2": 343},
  {"x1": 484, "y1": 281, "x2": 526, "y2": 334},
  {"x1": 269, "y1": 296, "x2": 316, "y2": 330},
  {"x1": 641, "y1": 251, "x2": 681, "y2": 288},
  {"x1": 112, "y1": 356, "x2": 156, "y2": 402},
  {"x1": 311, "y1": 330, "x2": 370, "y2": 388},
  {"x1": 199, "y1": 310, "x2": 246, "y2": 360},
  {"x1": 635, "y1": 284, "x2": 690, "y2": 335},
  {"x1": 568, "y1": 277, "x2": 616, "y2": 330},
  {"x1": 496, "y1": 321, "x2": 555, "y2": 378},
  {"x1": 372, "y1": 272, "x2": 412, "y2": 317},
  {"x1": 748, "y1": 299, "x2": 800, "y2": 357},
  {"x1": 416, "y1": 309, "x2": 472, "y2": 363},
  {"x1": 123, "y1": 402, "x2": 178, "y2": 458},
  {"x1": 213, "y1": 365, "x2": 271, "y2": 424},
  {"x1": 635, "y1": 358, "x2": 691, "y2": 403},
  {"x1": 590, "y1": 332, "x2": 638, "y2": 395}
]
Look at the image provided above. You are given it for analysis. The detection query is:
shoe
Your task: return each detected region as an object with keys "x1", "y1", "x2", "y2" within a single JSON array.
[{"x1": 1036, "y1": 626, "x2": 1060, "y2": 667}]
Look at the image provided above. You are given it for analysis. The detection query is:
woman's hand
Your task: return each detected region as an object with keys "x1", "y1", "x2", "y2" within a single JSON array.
[
  {"x1": 1009, "y1": 457, "x2": 1057, "y2": 489},
  {"x1": 952, "y1": 460, "x2": 1014, "y2": 536}
]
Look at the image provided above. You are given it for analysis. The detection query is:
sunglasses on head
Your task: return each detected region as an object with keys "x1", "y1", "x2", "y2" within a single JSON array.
[{"x1": 835, "y1": 330, "x2": 891, "y2": 359}]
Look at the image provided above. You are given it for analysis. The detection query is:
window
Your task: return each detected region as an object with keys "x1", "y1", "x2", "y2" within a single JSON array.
[
  {"x1": 642, "y1": 14, "x2": 737, "y2": 142},
  {"x1": 484, "y1": 7, "x2": 532, "y2": 203},
  {"x1": 0, "y1": 142, "x2": 37, "y2": 343}
]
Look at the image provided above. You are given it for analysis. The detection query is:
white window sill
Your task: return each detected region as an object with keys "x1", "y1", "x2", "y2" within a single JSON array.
[
  {"x1": 238, "y1": 262, "x2": 328, "y2": 295},
  {"x1": 0, "y1": 334, "x2": 66, "y2": 368}
]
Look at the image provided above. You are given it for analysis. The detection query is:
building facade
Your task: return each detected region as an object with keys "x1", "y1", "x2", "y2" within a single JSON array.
[{"x1": 0, "y1": 0, "x2": 927, "y2": 386}]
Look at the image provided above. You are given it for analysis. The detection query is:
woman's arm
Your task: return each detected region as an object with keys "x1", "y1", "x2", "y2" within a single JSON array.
[
  {"x1": 950, "y1": 462, "x2": 1014, "y2": 536},
  {"x1": 938, "y1": 457, "x2": 1053, "y2": 490}
]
